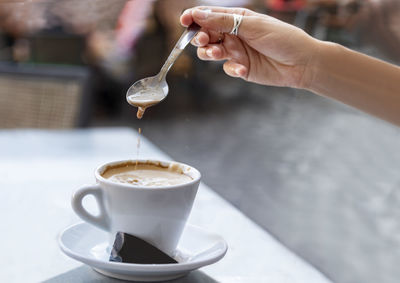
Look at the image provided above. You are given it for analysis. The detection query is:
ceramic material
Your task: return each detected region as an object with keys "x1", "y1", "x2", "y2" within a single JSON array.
[
  {"x1": 1, "y1": 129, "x2": 333, "y2": 283},
  {"x1": 71, "y1": 159, "x2": 201, "y2": 255},
  {"x1": 59, "y1": 222, "x2": 228, "y2": 282}
]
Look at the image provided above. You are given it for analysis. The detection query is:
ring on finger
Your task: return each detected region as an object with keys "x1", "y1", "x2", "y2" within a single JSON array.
[{"x1": 230, "y1": 14, "x2": 243, "y2": 36}]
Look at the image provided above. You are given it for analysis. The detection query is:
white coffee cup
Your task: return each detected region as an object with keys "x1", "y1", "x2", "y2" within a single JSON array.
[{"x1": 71, "y1": 159, "x2": 201, "y2": 255}]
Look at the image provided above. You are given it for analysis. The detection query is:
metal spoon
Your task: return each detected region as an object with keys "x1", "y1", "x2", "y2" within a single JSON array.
[{"x1": 126, "y1": 23, "x2": 201, "y2": 119}]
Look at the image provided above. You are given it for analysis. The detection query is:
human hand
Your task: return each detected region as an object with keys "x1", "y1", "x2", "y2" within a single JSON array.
[{"x1": 180, "y1": 6, "x2": 321, "y2": 89}]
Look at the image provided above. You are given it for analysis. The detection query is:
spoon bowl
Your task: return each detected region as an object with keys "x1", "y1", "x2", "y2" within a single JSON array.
[
  {"x1": 126, "y1": 23, "x2": 200, "y2": 119},
  {"x1": 126, "y1": 75, "x2": 169, "y2": 119},
  {"x1": 126, "y1": 75, "x2": 169, "y2": 105}
]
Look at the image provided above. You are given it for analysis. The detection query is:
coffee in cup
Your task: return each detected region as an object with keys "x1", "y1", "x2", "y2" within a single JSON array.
[
  {"x1": 101, "y1": 161, "x2": 193, "y2": 187},
  {"x1": 71, "y1": 160, "x2": 201, "y2": 255}
]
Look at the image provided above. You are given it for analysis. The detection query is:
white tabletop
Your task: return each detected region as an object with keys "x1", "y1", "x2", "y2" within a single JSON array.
[{"x1": 0, "y1": 128, "x2": 332, "y2": 283}]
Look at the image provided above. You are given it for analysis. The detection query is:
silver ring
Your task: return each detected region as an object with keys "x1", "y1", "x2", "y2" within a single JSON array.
[{"x1": 230, "y1": 14, "x2": 243, "y2": 36}]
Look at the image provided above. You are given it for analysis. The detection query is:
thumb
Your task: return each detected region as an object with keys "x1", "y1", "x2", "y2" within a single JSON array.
[{"x1": 192, "y1": 9, "x2": 247, "y2": 36}]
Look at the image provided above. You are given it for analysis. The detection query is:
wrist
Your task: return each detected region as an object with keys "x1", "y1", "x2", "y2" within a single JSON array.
[{"x1": 301, "y1": 40, "x2": 342, "y2": 92}]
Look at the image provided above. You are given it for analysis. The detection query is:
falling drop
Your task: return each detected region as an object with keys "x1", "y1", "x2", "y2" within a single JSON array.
[
  {"x1": 136, "y1": 128, "x2": 142, "y2": 169},
  {"x1": 137, "y1": 107, "x2": 145, "y2": 119}
]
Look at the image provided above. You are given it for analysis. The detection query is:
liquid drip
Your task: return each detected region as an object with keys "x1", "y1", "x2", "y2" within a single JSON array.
[
  {"x1": 135, "y1": 127, "x2": 142, "y2": 169},
  {"x1": 127, "y1": 47, "x2": 183, "y2": 119},
  {"x1": 137, "y1": 108, "x2": 145, "y2": 119},
  {"x1": 127, "y1": 89, "x2": 165, "y2": 120}
]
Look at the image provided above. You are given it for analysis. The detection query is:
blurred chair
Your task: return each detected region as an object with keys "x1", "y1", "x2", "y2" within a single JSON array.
[{"x1": 0, "y1": 63, "x2": 91, "y2": 128}]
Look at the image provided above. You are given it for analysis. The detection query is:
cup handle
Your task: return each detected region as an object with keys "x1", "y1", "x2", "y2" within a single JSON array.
[{"x1": 71, "y1": 184, "x2": 110, "y2": 231}]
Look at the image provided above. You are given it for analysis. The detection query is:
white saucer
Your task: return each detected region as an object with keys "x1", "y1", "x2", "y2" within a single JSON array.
[{"x1": 59, "y1": 222, "x2": 228, "y2": 282}]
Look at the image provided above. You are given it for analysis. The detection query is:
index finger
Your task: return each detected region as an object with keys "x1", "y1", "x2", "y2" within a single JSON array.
[
  {"x1": 180, "y1": 9, "x2": 195, "y2": 27},
  {"x1": 180, "y1": 6, "x2": 255, "y2": 27}
]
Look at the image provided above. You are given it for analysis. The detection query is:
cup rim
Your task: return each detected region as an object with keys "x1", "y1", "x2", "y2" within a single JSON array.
[{"x1": 95, "y1": 159, "x2": 201, "y2": 190}]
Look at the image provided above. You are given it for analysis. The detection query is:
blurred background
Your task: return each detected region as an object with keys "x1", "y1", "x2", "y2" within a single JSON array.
[{"x1": 0, "y1": 0, "x2": 399, "y2": 282}]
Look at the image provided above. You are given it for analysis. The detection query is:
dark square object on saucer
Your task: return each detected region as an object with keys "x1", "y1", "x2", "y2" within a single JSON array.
[{"x1": 109, "y1": 232, "x2": 178, "y2": 264}]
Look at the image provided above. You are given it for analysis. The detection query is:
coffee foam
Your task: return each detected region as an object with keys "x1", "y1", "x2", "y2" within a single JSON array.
[{"x1": 101, "y1": 161, "x2": 192, "y2": 187}]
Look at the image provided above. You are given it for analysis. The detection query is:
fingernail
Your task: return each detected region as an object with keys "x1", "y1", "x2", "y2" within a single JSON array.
[
  {"x1": 206, "y1": 48, "x2": 213, "y2": 57},
  {"x1": 193, "y1": 8, "x2": 209, "y2": 20},
  {"x1": 235, "y1": 68, "x2": 243, "y2": 76},
  {"x1": 194, "y1": 36, "x2": 200, "y2": 45}
]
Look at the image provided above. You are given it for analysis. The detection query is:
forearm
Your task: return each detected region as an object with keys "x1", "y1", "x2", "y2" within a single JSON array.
[{"x1": 305, "y1": 41, "x2": 400, "y2": 125}]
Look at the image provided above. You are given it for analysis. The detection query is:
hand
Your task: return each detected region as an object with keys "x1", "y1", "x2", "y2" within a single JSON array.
[{"x1": 180, "y1": 6, "x2": 321, "y2": 89}]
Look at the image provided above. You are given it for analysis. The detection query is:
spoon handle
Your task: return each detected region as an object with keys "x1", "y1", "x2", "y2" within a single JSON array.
[
  {"x1": 176, "y1": 23, "x2": 201, "y2": 49},
  {"x1": 158, "y1": 23, "x2": 201, "y2": 80}
]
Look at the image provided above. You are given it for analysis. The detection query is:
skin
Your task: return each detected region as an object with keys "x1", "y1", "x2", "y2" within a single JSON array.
[{"x1": 180, "y1": 6, "x2": 400, "y2": 126}]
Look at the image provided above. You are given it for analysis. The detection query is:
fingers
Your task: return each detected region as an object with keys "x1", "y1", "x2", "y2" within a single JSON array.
[
  {"x1": 197, "y1": 34, "x2": 241, "y2": 61},
  {"x1": 195, "y1": 6, "x2": 256, "y2": 16},
  {"x1": 181, "y1": 6, "x2": 251, "y2": 80},
  {"x1": 181, "y1": 6, "x2": 254, "y2": 26},
  {"x1": 192, "y1": 30, "x2": 209, "y2": 46},
  {"x1": 223, "y1": 60, "x2": 248, "y2": 78},
  {"x1": 192, "y1": 9, "x2": 237, "y2": 34},
  {"x1": 199, "y1": 33, "x2": 245, "y2": 57},
  {"x1": 197, "y1": 44, "x2": 226, "y2": 61},
  {"x1": 192, "y1": 30, "x2": 224, "y2": 46},
  {"x1": 197, "y1": 45, "x2": 248, "y2": 79},
  {"x1": 181, "y1": 7, "x2": 251, "y2": 37},
  {"x1": 180, "y1": 9, "x2": 194, "y2": 27}
]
